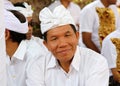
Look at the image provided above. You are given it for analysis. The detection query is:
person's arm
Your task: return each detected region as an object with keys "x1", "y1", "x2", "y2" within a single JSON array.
[
  {"x1": 111, "y1": 68, "x2": 120, "y2": 83},
  {"x1": 82, "y1": 32, "x2": 100, "y2": 53}
]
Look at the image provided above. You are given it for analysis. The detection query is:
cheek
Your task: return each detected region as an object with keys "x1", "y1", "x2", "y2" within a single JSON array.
[{"x1": 47, "y1": 42, "x2": 57, "y2": 52}]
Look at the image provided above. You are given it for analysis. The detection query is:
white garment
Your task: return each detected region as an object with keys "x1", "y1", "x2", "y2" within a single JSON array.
[
  {"x1": 48, "y1": 0, "x2": 81, "y2": 31},
  {"x1": 26, "y1": 46, "x2": 109, "y2": 86},
  {"x1": 6, "y1": 40, "x2": 45, "y2": 86},
  {"x1": 40, "y1": 5, "x2": 75, "y2": 34},
  {"x1": 80, "y1": 0, "x2": 120, "y2": 51},
  {"x1": 0, "y1": 0, "x2": 7, "y2": 85},
  {"x1": 31, "y1": 36, "x2": 48, "y2": 52},
  {"x1": 101, "y1": 29, "x2": 120, "y2": 76}
]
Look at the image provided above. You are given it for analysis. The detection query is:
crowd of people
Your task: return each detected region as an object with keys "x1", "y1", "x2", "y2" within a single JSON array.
[{"x1": 1, "y1": 0, "x2": 120, "y2": 86}]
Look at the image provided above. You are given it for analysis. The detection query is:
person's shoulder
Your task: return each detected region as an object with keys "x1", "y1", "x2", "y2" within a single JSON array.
[
  {"x1": 79, "y1": 47, "x2": 107, "y2": 62},
  {"x1": 26, "y1": 40, "x2": 46, "y2": 58},
  {"x1": 70, "y1": 2, "x2": 81, "y2": 9}
]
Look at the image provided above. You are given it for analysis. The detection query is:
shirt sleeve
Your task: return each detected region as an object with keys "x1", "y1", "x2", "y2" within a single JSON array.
[
  {"x1": 80, "y1": 7, "x2": 95, "y2": 33},
  {"x1": 26, "y1": 57, "x2": 45, "y2": 86}
]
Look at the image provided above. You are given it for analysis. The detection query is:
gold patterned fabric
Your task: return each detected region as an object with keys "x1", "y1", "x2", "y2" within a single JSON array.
[
  {"x1": 96, "y1": 7, "x2": 116, "y2": 46},
  {"x1": 111, "y1": 38, "x2": 120, "y2": 72}
]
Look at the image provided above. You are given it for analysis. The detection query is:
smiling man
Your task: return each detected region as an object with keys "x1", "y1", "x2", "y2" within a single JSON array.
[{"x1": 26, "y1": 5, "x2": 109, "y2": 86}]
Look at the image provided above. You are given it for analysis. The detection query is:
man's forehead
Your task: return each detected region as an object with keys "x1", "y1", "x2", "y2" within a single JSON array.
[{"x1": 47, "y1": 25, "x2": 73, "y2": 35}]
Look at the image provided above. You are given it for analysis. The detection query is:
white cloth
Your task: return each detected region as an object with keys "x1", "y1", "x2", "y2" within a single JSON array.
[
  {"x1": 4, "y1": 10, "x2": 28, "y2": 33},
  {"x1": 31, "y1": 36, "x2": 48, "y2": 52},
  {"x1": 6, "y1": 40, "x2": 45, "y2": 86},
  {"x1": 39, "y1": 5, "x2": 75, "y2": 34},
  {"x1": 48, "y1": 0, "x2": 81, "y2": 30},
  {"x1": 80, "y1": 0, "x2": 120, "y2": 51},
  {"x1": 15, "y1": 2, "x2": 33, "y2": 17},
  {"x1": 26, "y1": 46, "x2": 109, "y2": 86},
  {"x1": 0, "y1": 0, "x2": 7, "y2": 85},
  {"x1": 4, "y1": 0, "x2": 15, "y2": 10},
  {"x1": 101, "y1": 29, "x2": 120, "y2": 76}
]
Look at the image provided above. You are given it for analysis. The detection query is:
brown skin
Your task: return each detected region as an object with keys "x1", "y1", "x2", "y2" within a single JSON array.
[
  {"x1": 44, "y1": 24, "x2": 79, "y2": 73},
  {"x1": 60, "y1": 0, "x2": 72, "y2": 8},
  {"x1": 82, "y1": 32, "x2": 100, "y2": 53},
  {"x1": 82, "y1": 0, "x2": 117, "y2": 53},
  {"x1": 111, "y1": 68, "x2": 120, "y2": 83},
  {"x1": 26, "y1": 17, "x2": 33, "y2": 40},
  {"x1": 101, "y1": 0, "x2": 117, "y2": 7},
  {"x1": 5, "y1": 29, "x2": 19, "y2": 59}
]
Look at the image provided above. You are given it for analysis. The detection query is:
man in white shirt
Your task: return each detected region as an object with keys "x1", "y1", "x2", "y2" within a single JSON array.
[
  {"x1": 26, "y1": 5, "x2": 109, "y2": 86},
  {"x1": 80, "y1": 0, "x2": 120, "y2": 53},
  {"x1": 101, "y1": 29, "x2": 120, "y2": 86},
  {"x1": 14, "y1": 2, "x2": 48, "y2": 52},
  {"x1": 5, "y1": 9, "x2": 45, "y2": 86}
]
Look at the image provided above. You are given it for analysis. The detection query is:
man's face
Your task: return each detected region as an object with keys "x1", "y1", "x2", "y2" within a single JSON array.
[
  {"x1": 26, "y1": 17, "x2": 33, "y2": 40},
  {"x1": 44, "y1": 24, "x2": 79, "y2": 63}
]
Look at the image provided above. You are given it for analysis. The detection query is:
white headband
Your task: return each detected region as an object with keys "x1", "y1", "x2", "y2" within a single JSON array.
[
  {"x1": 4, "y1": 0, "x2": 16, "y2": 10},
  {"x1": 39, "y1": 5, "x2": 75, "y2": 34},
  {"x1": 4, "y1": 10, "x2": 28, "y2": 33},
  {"x1": 15, "y1": 2, "x2": 33, "y2": 17}
]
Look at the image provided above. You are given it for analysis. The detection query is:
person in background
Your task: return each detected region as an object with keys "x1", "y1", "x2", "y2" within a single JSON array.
[
  {"x1": 4, "y1": 9, "x2": 45, "y2": 86},
  {"x1": 26, "y1": 5, "x2": 109, "y2": 86},
  {"x1": 14, "y1": 2, "x2": 48, "y2": 52},
  {"x1": 48, "y1": 0, "x2": 81, "y2": 31},
  {"x1": 80, "y1": 0, "x2": 120, "y2": 53},
  {"x1": 101, "y1": 28, "x2": 120, "y2": 86}
]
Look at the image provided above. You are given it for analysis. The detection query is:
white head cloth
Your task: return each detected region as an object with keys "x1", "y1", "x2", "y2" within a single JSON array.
[
  {"x1": 15, "y1": 2, "x2": 33, "y2": 17},
  {"x1": 39, "y1": 5, "x2": 75, "y2": 34},
  {"x1": 4, "y1": 10, "x2": 28, "y2": 33},
  {"x1": 4, "y1": 0, "x2": 16, "y2": 10}
]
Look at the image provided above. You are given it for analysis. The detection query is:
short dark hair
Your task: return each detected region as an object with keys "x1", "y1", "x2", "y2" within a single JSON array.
[
  {"x1": 13, "y1": 2, "x2": 26, "y2": 8},
  {"x1": 8, "y1": 10, "x2": 27, "y2": 44},
  {"x1": 42, "y1": 24, "x2": 77, "y2": 41}
]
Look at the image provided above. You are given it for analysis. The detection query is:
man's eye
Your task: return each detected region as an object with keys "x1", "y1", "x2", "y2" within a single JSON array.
[
  {"x1": 65, "y1": 34, "x2": 71, "y2": 37},
  {"x1": 51, "y1": 37, "x2": 57, "y2": 41}
]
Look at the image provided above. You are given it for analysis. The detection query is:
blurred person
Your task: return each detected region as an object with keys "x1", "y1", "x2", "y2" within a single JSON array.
[
  {"x1": 101, "y1": 29, "x2": 120, "y2": 86},
  {"x1": 26, "y1": 5, "x2": 109, "y2": 86},
  {"x1": 80, "y1": 0, "x2": 120, "y2": 53},
  {"x1": 5, "y1": 9, "x2": 45, "y2": 86},
  {"x1": 14, "y1": 2, "x2": 48, "y2": 52}
]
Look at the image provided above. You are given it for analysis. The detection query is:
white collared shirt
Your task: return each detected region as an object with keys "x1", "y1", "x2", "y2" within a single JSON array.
[
  {"x1": 6, "y1": 40, "x2": 45, "y2": 86},
  {"x1": 26, "y1": 46, "x2": 109, "y2": 86},
  {"x1": 80, "y1": 0, "x2": 120, "y2": 51},
  {"x1": 101, "y1": 29, "x2": 120, "y2": 76}
]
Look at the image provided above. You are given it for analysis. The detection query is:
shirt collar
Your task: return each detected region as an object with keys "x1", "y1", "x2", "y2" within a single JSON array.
[
  {"x1": 47, "y1": 46, "x2": 81, "y2": 72},
  {"x1": 12, "y1": 40, "x2": 27, "y2": 60},
  {"x1": 71, "y1": 46, "x2": 80, "y2": 71}
]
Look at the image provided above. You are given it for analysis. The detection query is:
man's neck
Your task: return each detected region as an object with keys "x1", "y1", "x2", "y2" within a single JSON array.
[
  {"x1": 60, "y1": 0, "x2": 70, "y2": 8},
  {"x1": 101, "y1": 0, "x2": 109, "y2": 7},
  {"x1": 6, "y1": 41, "x2": 19, "y2": 59}
]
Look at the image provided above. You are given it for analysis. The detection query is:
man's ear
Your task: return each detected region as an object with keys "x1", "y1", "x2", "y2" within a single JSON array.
[
  {"x1": 43, "y1": 40, "x2": 51, "y2": 51},
  {"x1": 5, "y1": 29, "x2": 10, "y2": 40},
  {"x1": 76, "y1": 31, "x2": 79, "y2": 39}
]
